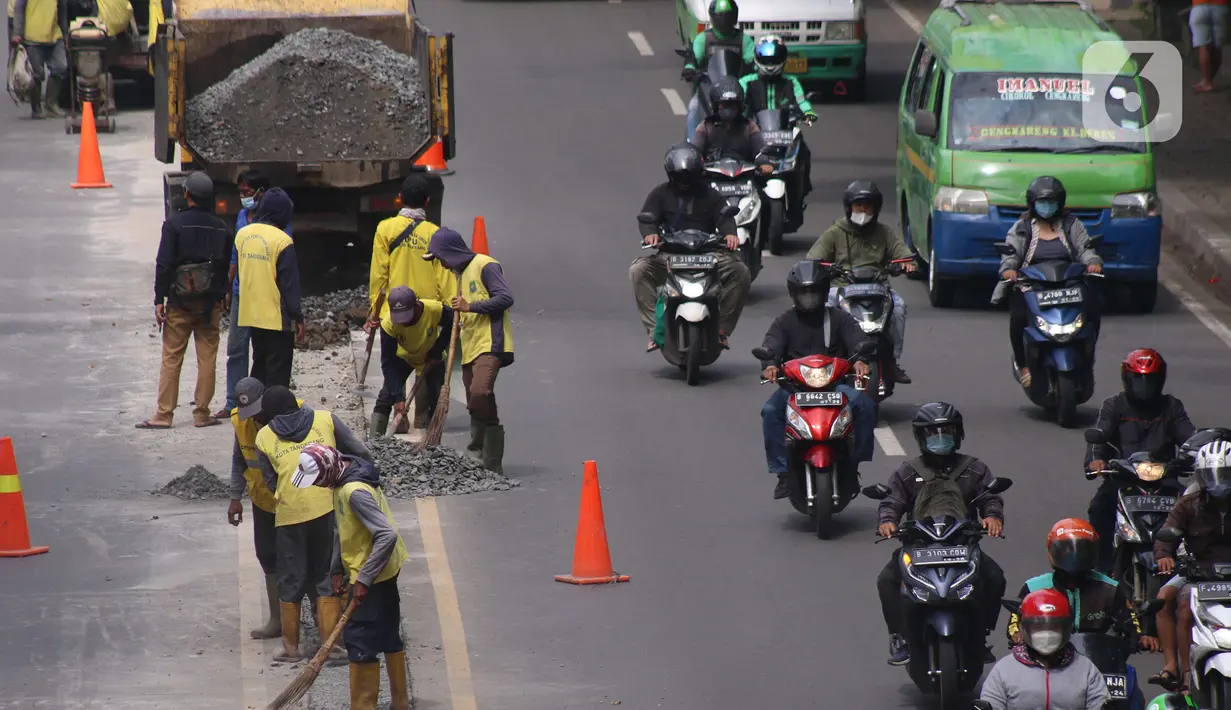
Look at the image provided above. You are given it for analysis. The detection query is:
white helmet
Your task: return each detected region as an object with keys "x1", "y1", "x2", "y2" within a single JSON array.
[{"x1": 1196, "y1": 440, "x2": 1231, "y2": 500}]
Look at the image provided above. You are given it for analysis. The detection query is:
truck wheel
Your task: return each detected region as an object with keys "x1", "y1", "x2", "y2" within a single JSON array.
[{"x1": 1127, "y1": 280, "x2": 1158, "y2": 314}]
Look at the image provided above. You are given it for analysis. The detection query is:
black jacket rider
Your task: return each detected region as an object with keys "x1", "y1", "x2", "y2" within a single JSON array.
[
  {"x1": 756, "y1": 305, "x2": 870, "y2": 370},
  {"x1": 638, "y1": 182, "x2": 736, "y2": 239},
  {"x1": 692, "y1": 116, "x2": 770, "y2": 166}
]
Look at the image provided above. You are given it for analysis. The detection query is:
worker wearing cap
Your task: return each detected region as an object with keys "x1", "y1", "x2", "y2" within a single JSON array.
[
  {"x1": 293, "y1": 443, "x2": 409, "y2": 710},
  {"x1": 224, "y1": 377, "x2": 305, "y2": 640},
  {"x1": 369, "y1": 286, "x2": 455, "y2": 438},
  {"x1": 255, "y1": 385, "x2": 371, "y2": 662},
  {"x1": 423, "y1": 228, "x2": 514, "y2": 474}
]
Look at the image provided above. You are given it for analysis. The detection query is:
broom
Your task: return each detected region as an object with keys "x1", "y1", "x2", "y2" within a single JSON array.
[
  {"x1": 412, "y1": 280, "x2": 463, "y2": 452},
  {"x1": 391, "y1": 363, "x2": 434, "y2": 435},
  {"x1": 264, "y1": 596, "x2": 359, "y2": 710},
  {"x1": 358, "y1": 291, "x2": 386, "y2": 386}
]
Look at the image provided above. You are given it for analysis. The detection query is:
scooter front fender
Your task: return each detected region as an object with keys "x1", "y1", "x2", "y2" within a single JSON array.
[
  {"x1": 926, "y1": 610, "x2": 958, "y2": 637},
  {"x1": 1201, "y1": 652, "x2": 1231, "y2": 686},
  {"x1": 675, "y1": 301, "x2": 710, "y2": 323},
  {"x1": 804, "y1": 444, "x2": 835, "y2": 468},
  {"x1": 763, "y1": 180, "x2": 787, "y2": 200},
  {"x1": 1045, "y1": 346, "x2": 1082, "y2": 373}
]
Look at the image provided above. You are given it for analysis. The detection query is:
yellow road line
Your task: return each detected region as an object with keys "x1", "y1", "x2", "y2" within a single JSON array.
[{"x1": 417, "y1": 497, "x2": 478, "y2": 710}]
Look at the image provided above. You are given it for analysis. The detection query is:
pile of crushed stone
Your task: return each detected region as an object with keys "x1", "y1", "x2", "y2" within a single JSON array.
[
  {"x1": 157, "y1": 465, "x2": 230, "y2": 500},
  {"x1": 366, "y1": 439, "x2": 519, "y2": 498},
  {"x1": 298, "y1": 286, "x2": 368, "y2": 351},
  {"x1": 184, "y1": 28, "x2": 431, "y2": 163}
]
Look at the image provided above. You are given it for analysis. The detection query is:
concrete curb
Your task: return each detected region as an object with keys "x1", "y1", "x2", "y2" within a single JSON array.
[{"x1": 1158, "y1": 182, "x2": 1231, "y2": 305}]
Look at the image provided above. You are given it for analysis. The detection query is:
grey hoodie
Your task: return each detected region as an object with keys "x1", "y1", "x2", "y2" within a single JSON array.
[
  {"x1": 328, "y1": 456, "x2": 401, "y2": 586},
  {"x1": 258, "y1": 407, "x2": 372, "y2": 494},
  {"x1": 980, "y1": 644, "x2": 1108, "y2": 710},
  {"x1": 425, "y1": 229, "x2": 514, "y2": 316}
]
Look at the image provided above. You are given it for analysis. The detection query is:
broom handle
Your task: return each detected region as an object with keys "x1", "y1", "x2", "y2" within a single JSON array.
[
  {"x1": 359, "y1": 291, "x2": 386, "y2": 385},
  {"x1": 439, "y1": 280, "x2": 463, "y2": 396}
]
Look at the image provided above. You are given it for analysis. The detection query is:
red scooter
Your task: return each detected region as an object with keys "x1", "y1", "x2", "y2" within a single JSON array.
[{"x1": 754, "y1": 347, "x2": 861, "y2": 540}]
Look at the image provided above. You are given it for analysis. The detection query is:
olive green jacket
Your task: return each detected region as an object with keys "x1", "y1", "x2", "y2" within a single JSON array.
[{"x1": 805, "y1": 218, "x2": 913, "y2": 286}]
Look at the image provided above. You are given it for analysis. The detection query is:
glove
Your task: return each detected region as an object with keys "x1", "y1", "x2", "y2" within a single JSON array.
[
  {"x1": 804, "y1": 112, "x2": 818, "y2": 124},
  {"x1": 681, "y1": 67, "x2": 698, "y2": 82}
]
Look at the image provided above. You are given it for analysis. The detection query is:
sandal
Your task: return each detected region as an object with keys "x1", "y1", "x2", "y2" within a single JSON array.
[
  {"x1": 1019, "y1": 368, "x2": 1032, "y2": 388},
  {"x1": 194, "y1": 418, "x2": 222, "y2": 428},
  {"x1": 135, "y1": 420, "x2": 171, "y2": 430},
  {"x1": 718, "y1": 334, "x2": 730, "y2": 350},
  {"x1": 646, "y1": 340, "x2": 660, "y2": 353},
  {"x1": 1149, "y1": 669, "x2": 1182, "y2": 691}
]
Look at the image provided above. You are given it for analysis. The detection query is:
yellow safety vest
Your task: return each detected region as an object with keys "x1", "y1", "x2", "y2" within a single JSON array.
[
  {"x1": 369, "y1": 217, "x2": 444, "y2": 319},
  {"x1": 96, "y1": 0, "x2": 134, "y2": 37},
  {"x1": 236, "y1": 223, "x2": 294, "y2": 331},
  {"x1": 459, "y1": 254, "x2": 514, "y2": 365},
  {"x1": 335, "y1": 480, "x2": 408, "y2": 585},
  {"x1": 22, "y1": 0, "x2": 62, "y2": 43},
  {"x1": 229, "y1": 398, "x2": 302, "y2": 513},
  {"x1": 255, "y1": 410, "x2": 337, "y2": 527},
  {"x1": 380, "y1": 299, "x2": 444, "y2": 370}
]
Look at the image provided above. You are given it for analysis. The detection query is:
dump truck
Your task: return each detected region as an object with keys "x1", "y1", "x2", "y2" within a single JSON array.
[{"x1": 150, "y1": 0, "x2": 455, "y2": 266}]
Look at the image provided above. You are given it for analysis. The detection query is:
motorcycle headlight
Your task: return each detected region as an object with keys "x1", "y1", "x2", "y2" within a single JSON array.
[
  {"x1": 911, "y1": 586, "x2": 931, "y2": 602},
  {"x1": 676, "y1": 276, "x2": 705, "y2": 299},
  {"x1": 1199, "y1": 604, "x2": 1227, "y2": 631},
  {"x1": 736, "y1": 190, "x2": 761, "y2": 224},
  {"x1": 829, "y1": 406, "x2": 852, "y2": 439},
  {"x1": 1135, "y1": 462, "x2": 1166, "y2": 482},
  {"x1": 1035, "y1": 314, "x2": 1083, "y2": 340},
  {"x1": 1116, "y1": 510, "x2": 1142, "y2": 544},
  {"x1": 934, "y1": 186, "x2": 989, "y2": 215},
  {"x1": 786, "y1": 406, "x2": 812, "y2": 439},
  {"x1": 1111, "y1": 191, "x2": 1160, "y2": 219},
  {"x1": 1215, "y1": 628, "x2": 1231, "y2": 650},
  {"x1": 797, "y1": 363, "x2": 834, "y2": 388},
  {"x1": 956, "y1": 584, "x2": 975, "y2": 600}
]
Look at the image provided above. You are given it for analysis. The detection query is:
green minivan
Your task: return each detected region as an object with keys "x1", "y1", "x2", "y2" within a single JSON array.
[{"x1": 896, "y1": 0, "x2": 1165, "y2": 312}]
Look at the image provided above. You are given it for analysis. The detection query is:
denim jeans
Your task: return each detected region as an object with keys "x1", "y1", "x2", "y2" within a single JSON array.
[
  {"x1": 686, "y1": 92, "x2": 705, "y2": 142},
  {"x1": 761, "y1": 383, "x2": 876, "y2": 474},
  {"x1": 828, "y1": 286, "x2": 907, "y2": 360},
  {"x1": 224, "y1": 296, "x2": 251, "y2": 409},
  {"x1": 24, "y1": 40, "x2": 68, "y2": 83}
]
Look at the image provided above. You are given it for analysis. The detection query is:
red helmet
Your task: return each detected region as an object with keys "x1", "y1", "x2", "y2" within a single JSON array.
[
  {"x1": 1122, "y1": 348, "x2": 1167, "y2": 403},
  {"x1": 1046, "y1": 518, "x2": 1099, "y2": 575},
  {"x1": 1020, "y1": 588, "x2": 1072, "y2": 656}
]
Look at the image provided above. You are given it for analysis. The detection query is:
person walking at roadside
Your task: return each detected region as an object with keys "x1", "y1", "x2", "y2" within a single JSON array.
[
  {"x1": 137, "y1": 173, "x2": 232, "y2": 430},
  {"x1": 236, "y1": 188, "x2": 303, "y2": 389},
  {"x1": 1190, "y1": 0, "x2": 1229, "y2": 92},
  {"x1": 422, "y1": 228, "x2": 514, "y2": 474},
  {"x1": 369, "y1": 286, "x2": 454, "y2": 439},
  {"x1": 292, "y1": 444, "x2": 410, "y2": 710},
  {"x1": 215, "y1": 170, "x2": 294, "y2": 419},
  {"x1": 11, "y1": 0, "x2": 67, "y2": 119},
  {"x1": 255, "y1": 385, "x2": 372, "y2": 662}
]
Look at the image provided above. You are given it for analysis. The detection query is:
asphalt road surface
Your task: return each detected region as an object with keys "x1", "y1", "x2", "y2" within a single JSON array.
[{"x1": 3, "y1": 0, "x2": 1231, "y2": 708}]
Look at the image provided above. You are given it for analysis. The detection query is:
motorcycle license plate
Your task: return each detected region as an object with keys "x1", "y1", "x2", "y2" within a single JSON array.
[
  {"x1": 668, "y1": 254, "x2": 718, "y2": 270},
  {"x1": 911, "y1": 546, "x2": 970, "y2": 566},
  {"x1": 1121, "y1": 495, "x2": 1176, "y2": 513},
  {"x1": 759, "y1": 130, "x2": 793, "y2": 146},
  {"x1": 794, "y1": 391, "x2": 844, "y2": 407},
  {"x1": 842, "y1": 283, "x2": 889, "y2": 299},
  {"x1": 1197, "y1": 582, "x2": 1231, "y2": 602},
  {"x1": 785, "y1": 55, "x2": 808, "y2": 73},
  {"x1": 1034, "y1": 287, "x2": 1083, "y2": 307},
  {"x1": 711, "y1": 181, "x2": 752, "y2": 196},
  {"x1": 1104, "y1": 674, "x2": 1128, "y2": 699}
]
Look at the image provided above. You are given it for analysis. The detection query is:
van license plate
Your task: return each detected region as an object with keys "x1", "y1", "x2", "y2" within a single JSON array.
[
  {"x1": 1104, "y1": 674, "x2": 1128, "y2": 699},
  {"x1": 795, "y1": 391, "x2": 844, "y2": 407},
  {"x1": 785, "y1": 56, "x2": 807, "y2": 73},
  {"x1": 1035, "y1": 287, "x2": 1083, "y2": 307}
]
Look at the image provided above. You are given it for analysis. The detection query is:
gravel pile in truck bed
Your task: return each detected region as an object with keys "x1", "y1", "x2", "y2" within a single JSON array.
[
  {"x1": 298, "y1": 286, "x2": 368, "y2": 351},
  {"x1": 157, "y1": 465, "x2": 231, "y2": 500},
  {"x1": 185, "y1": 28, "x2": 431, "y2": 163},
  {"x1": 366, "y1": 439, "x2": 520, "y2": 498}
]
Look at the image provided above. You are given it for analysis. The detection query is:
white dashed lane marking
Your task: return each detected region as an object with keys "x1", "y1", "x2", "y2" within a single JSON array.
[{"x1": 628, "y1": 31, "x2": 654, "y2": 56}]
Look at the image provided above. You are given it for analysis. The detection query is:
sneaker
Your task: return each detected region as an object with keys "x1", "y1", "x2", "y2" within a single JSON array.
[
  {"x1": 773, "y1": 474, "x2": 790, "y2": 500},
  {"x1": 888, "y1": 634, "x2": 910, "y2": 666},
  {"x1": 892, "y1": 366, "x2": 912, "y2": 384}
]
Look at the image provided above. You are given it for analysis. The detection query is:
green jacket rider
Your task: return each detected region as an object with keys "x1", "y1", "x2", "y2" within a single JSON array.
[{"x1": 682, "y1": 0, "x2": 756, "y2": 77}]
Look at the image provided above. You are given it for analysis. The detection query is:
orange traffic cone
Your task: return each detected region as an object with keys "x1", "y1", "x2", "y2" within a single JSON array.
[
  {"x1": 71, "y1": 101, "x2": 112, "y2": 190},
  {"x1": 471, "y1": 216, "x2": 489, "y2": 256},
  {"x1": 555, "y1": 461, "x2": 629, "y2": 585},
  {"x1": 0, "y1": 437, "x2": 49, "y2": 558},
  {"x1": 413, "y1": 137, "x2": 454, "y2": 176}
]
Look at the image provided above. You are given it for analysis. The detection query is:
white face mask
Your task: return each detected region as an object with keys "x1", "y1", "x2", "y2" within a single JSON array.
[
  {"x1": 850, "y1": 212, "x2": 872, "y2": 227},
  {"x1": 1027, "y1": 630, "x2": 1065, "y2": 655}
]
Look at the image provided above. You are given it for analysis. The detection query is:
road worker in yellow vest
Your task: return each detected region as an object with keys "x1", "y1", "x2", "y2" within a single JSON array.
[
  {"x1": 422, "y1": 228, "x2": 514, "y2": 474},
  {"x1": 12, "y1": 0, "x2": 68, "y2": 119},
  {"x1": 293, "y1": 443, "x2": 410, "y2": 710},
  {"x1": 236, "y1": 189, "x2": 303, "y2": 389},
  {"x1": 366, "y1": 174, "x2": 455, "y2": 433},
  {"x1": 369, "y1": 286, "x2": 455, "y2": 439},
  {"x1": 255, "y1": 385, "x2": 372, "y2": 662}
]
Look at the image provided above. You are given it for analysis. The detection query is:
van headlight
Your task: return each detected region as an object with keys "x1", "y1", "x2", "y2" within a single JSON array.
[
  {"x1": 825, "y1": 21, "x2": 857, "y2": 40},
  {"x1": 934, "y1": 187, "x2": 989, "y2": 215},
  {"x1": 1112, "y1": 191, "x2": 1160, "y2": 219},
  {"x1": 1035, "y1": 314, "x2": 1083, "y2": 340}
]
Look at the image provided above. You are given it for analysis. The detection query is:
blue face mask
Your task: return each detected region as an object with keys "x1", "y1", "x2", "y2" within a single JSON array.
[
  {"x1": 925, "y1": 434, "x2": 956, "y2": 456},
  {"x1": 1034, "y1": 200, "x2": 1059, "y2": 219},
  {"x1": 240, "y1": 196, "x2": 256, "y2": 210}
]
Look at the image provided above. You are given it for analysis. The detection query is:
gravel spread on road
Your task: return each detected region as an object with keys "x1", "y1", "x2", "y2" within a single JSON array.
[
  {"x1": 366, "y1": 439, "x2": 520, "y2": 498},
  {"x1": 299, "y1": 286, "x2": 368, "y2": 351},
  {"x1": 157, "y1": 465, "x2": 231, "y2": 500}
]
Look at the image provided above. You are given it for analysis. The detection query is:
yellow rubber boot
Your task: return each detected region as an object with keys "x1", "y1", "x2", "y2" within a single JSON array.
[
  {"x1": 316, "y1": 596, "x2": 347, "y2": 662},
  {"x1": 274, "y1": 602, "x2": 301, "y2": 662},
  {"x1": 386, "y1": 651, "x2": 410, "y2": 710},
  {"x1": 349, "y1": 661, "x2": 381, "y2": 710}
]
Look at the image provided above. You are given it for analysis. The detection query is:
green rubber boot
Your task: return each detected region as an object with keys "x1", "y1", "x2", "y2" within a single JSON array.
[
  {"x1": 467, "y1": 419, "x2": 486, "y2": 462},
  {"x1": 369, "y1": 413, "x2": 389, "y2": 439},
  {"x1": 482, "y1": 424, "x2": 505, "y2": 474}
]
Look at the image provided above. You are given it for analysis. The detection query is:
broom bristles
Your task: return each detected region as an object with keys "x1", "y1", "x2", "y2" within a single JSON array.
[{"x1": 265, "y1": 598, "x2": 357, "y2": 710}]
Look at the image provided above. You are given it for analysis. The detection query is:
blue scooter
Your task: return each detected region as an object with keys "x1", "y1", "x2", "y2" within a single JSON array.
[{"x1": 995, "y1": 242, "x2": 1103, "y2": 428}]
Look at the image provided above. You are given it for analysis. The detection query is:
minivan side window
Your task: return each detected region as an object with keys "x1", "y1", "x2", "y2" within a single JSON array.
[
  {"x1": 917, "y1": 58, "x2": 940, "y2": 116},
  {"x1": 905, "y1": 43, "x2": 934, "y2": 113}
]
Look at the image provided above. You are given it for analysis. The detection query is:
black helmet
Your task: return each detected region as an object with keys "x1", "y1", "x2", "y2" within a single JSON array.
[
  {"x1": 912, "y1": 402, "x2": 965, "y2": 456},
  {"x1": 708, "y1": 0, "x2": 739, "y2": 35},
  {"x1": 663, "y1": 142, "x2": 704, "y2": 191},
  {"x1": 842, "y1": 180, "x2": 883, "y2": 227},
  {"x1": 1026, "y1": 176, "x2": 1067, "y2": 220},
  {"x1": 184, "y1": 172, "x2": 215, "y2": 204},
  {"x1": 709, "y1": 77, "x2": 745, "y2": 122},
  {"x1": 786, "y1": 260, "x2": 831, "y2": 313}
]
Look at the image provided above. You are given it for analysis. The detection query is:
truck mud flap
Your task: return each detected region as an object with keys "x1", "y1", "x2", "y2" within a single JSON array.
[{"x1": 163, "y1": 171, "x2": 190, "y2": 219}]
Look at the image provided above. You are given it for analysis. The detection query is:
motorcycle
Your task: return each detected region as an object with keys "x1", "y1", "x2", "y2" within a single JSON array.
[
  {"x1": 751, "y1": 107, "x2": 813, "y2": 253},
  {"x1": 824, "y1": 258, "x2": 917, "y2": 403},
  {"x1": 753, "y1": 345, "x2": 865, "y2": 539},
  {"x1": 674, "y1": 46, "x2": 743, "y2": 137},
  {"x1": 1156, "y1": 527, "x2": 1231, "y2": 709},
  {"x1": 639, "y1": 209, "x2": 738, "y2": 386},
  {"x1": 705, "y1": 157, "x2": 764, "y2": 281},
  {"x1": 860, "y1": 485, "x2": 1013, "y2": 710},
  {"x1": 994, "y1": 241, "x2": 1104, "y2": 428}
]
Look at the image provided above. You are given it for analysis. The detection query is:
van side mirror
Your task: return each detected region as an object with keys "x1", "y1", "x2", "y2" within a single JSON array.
[
  {"x1": 1084, "y1": 428, "x2": 1107, "y2": 445},
  {"x1": 914, "y1": 110, "x2": 938, "y2": 138},
  {"x1": 1156, "y1": 527, "x2": 1183, "y2": 544},
  {"x1": 720, "y1": 205, "x2": 740, "y2": 218},
  {"x1": 993, "y1": 243, "x2": 1016, "y2": 257},
  {"x1": 985, "y1": 477, "x2": 1013, "y2": 494},
  {"x1": 637, "y1": 211, "x2": 658, "y2": 225},
  {"x1": 862, "y1": 483, "x2": 892, "y2": 500},
  {"x1": 751, "y1": 347, "x2": 774, "y2": 361}
]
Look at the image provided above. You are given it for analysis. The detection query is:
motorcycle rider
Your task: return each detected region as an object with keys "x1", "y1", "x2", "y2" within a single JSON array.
[
  {"x1": 875, "y1": 402, "x2": 1007, "y2": 665},
  {"x1": 738, "y1": 34, "x2": 816, "y2": 232},
  {"x1": 981, "y1": 589, "x2": 1110, "y2": 710},
  {"x1": 691, "y1": 78, "x2": 774, "y2": 176},
  {"x1": 991, "y1": 175, "x2": 1103, "y2": 388},
  {"x1": 1152, "y1": 439, "x2": 1231, "y2": 692},
  {"x1": 1087, "y1": 348, "x2": 1196, "y2": 572},
  {"x1": 758, "y1": 260, "x2": 877, "y2": 500},
  {"x1": 681, "y1": 0, "x2": 756, "y2": 139},
  {"x1": 805, "y1": 181, "x2": 917, "y2": 385},
  {"x1": 631, "y1": 142, "x2": 751, "y2": 352},
  {"x1": 1005, "y1": 518, "x2": 1156, "y2": 653}
]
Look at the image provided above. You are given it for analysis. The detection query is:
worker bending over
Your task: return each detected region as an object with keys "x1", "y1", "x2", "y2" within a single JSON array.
[{"x1": 370, "y1": 286, "x2": 454, "y2": 438}]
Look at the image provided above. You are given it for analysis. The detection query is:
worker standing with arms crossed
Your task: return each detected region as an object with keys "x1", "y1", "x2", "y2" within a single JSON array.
[
  {"x1": 255, "y1": 386, "x2": 372, "y2": 662},
  {"x1": 370, "y1": 286, "x2": 455, "y2": 439},
  {"x1": 236, "y1": 189, "x2": 304, "y2": 389},
  {"x1": 292, "y1": 443, "x2": 410, "y2": 710},
  {"x1": 422, "y1": 228, "x2": 514, "y2": 473}
]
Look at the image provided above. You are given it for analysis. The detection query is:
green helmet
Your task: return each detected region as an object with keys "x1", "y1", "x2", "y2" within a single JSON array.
[{"x1": 1146, "y1": 693, "x2": 1198, "y2": 710}]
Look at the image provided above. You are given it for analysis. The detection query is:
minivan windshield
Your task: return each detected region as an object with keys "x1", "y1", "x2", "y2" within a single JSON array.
[{"x1": 947, "y1": 72, "x2": 1147, "y2": 154}]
